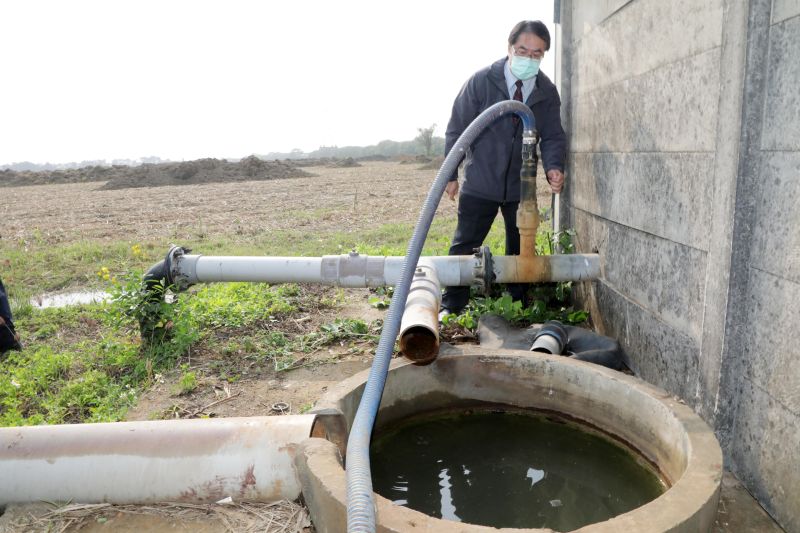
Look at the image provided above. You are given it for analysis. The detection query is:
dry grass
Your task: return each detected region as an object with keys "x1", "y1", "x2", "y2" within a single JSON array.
[{"x1": 1, "y1": 500, "x2": 310, "y2": 533}]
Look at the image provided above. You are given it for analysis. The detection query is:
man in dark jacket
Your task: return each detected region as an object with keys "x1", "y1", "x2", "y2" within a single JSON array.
[
  {"x1": 0, "y1": 278, "x2": 22, "y2": 354},
  {"x1": 440, "y1": 20, "x2": 566, "y2": 316}
]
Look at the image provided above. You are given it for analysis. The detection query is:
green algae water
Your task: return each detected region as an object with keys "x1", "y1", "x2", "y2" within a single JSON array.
[{"x1": 370, "y1": 409, "x2": 666, "y2": 531}]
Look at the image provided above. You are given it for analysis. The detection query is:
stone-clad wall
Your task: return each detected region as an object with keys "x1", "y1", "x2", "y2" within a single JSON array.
[{"x1": 559, "y1": 1, "x2": 800, "y2": 530}]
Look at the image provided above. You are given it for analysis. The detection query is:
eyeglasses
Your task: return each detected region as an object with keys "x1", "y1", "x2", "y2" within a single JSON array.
[{"x1": 511, "y1": 45, "x2": 545, "y2": 60}]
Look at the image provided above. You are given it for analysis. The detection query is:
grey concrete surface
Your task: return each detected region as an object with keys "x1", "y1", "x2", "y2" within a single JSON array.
[
  {"x1": 570, "y1": 209, "x2": 706, "y2": 353},
  {"x1": 604, "y1": 224, "x2": 707, "y2": 341},
  {"x1": 561, "y1": 1, "x2": 800, "y2": 529},
  {"x1": 570, "y1": 0, "x2": 722, "y2": 96},
  {"x1": 761, "y1": 15, "x2": 800, "y2": 150},
  {"x1": 772, "y1": 0, "x2": 800, "y2": 24},
  {"x1": 714, "y1": 471, "x2": 786, "y2": 532},
  {"x1": 570, "y1": 49, "x2": 721, "y2": 153},
  {"x1": 730, "y1": 379, "x2": 800, "y2": 533},
  {"x1": 740, "y1": 270, "x2": 800, "y2": 409},
  {"x1": 749, "y1": 152, "x2": 800, "y2": 282},
  {"x1": 570, "y1": 151, "x2": 714, "y2": 248}
]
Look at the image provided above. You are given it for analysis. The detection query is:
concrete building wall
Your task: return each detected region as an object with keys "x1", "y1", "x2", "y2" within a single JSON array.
[{"x1": 558, "y1": 1, "x2": 800, "y2": 530}]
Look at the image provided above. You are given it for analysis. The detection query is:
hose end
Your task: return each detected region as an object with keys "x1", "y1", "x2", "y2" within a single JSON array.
[
  {"x1": 531, "y1": 320, "x2": 568, "y2": 354},
  {"x1": 400, "y1": 325, "x2": 439, "y2": 365}
]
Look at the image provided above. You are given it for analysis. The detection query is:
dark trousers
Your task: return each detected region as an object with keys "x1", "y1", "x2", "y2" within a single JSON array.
[
  {"x1": 0, "y1": 279, "x2": 20, "y2": 353},
  {"x1": 441, "y1": 193, "x2": 526, "y2": 313}
]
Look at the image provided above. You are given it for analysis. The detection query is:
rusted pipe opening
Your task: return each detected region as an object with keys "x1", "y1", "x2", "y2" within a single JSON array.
[
  {"x1": 400, "y1": 326, "x2": 439, "y2": 365},
  {"x1": 310, "y1": 410, "x2": 348, "y2": 458}
]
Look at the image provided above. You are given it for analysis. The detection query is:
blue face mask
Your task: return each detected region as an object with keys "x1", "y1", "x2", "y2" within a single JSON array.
[{"x1": 510, "y1": 55, "x2": 540, "y2": 81}]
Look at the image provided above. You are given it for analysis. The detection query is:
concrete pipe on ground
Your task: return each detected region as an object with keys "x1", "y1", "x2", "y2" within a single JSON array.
[
  {"x1": 298, "y1": 347, "x2": 723, "y2": 532},
  {"x1": 0, "y1": 413, "x2": 345, "y2": 505}
]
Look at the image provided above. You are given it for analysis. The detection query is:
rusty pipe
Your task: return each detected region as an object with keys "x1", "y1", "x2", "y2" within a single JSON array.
[
  {"x1": 517, "y1": 129, "x2": 540, "y2": 258},
  {"x1": 0, "y1": 414, "x2": 342, "y2": 505},
  {"x1": 493, "y1": 254, "x2": 600, "y2": 283},
  {"x1": 398, "y1": 259, "x2": 441, "y2": 365}
]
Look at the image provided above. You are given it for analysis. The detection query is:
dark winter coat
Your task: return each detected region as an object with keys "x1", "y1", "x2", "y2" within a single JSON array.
[{"x1": 444, "y1": 57, "x2": 567, "y2": 203}]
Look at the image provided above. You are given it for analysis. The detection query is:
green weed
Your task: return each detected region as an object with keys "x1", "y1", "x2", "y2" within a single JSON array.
[
  {"x1": 270, "y1": 318, "x2": 380, "y2": 371},
  {"x1": 442, "y1": 227, "x2": 589, "y2": 331},
  {"x1": 175, "y1": 366, "x2": 198, "y2": 395}
]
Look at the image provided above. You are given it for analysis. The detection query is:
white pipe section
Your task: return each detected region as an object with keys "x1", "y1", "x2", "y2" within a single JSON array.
[
  {"x1": 188, "y1": 256, "x2": 325, "y2": 284},
  {"x1": 0, "y1": 415, "x2": 317, "y2": 504},
  {"x1": 176, "y1": 252, "x2": 599, "y2": 288},
  {"x1": 553, "y1": 192, "x2": 562, "y2": 254},
  {"x1": 178, "y1": 254, "x2": 476, "y2": 288},
  {"x1": 382, "y1": 256, "x2": 473, "y2": 287}
]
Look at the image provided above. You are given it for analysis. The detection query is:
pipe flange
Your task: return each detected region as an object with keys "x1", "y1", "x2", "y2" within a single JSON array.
[
  {"x1": 471, "y1": 246, "x2": 493, "y2": 296},
  {"x1": 166, "y1": 245, "x2": 193, "y2": 291}
]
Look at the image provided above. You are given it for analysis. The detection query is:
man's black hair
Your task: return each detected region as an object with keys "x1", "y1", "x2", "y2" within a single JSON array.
[{"x1": 508, "y1": 20, "x2": 551, "y2": 51}]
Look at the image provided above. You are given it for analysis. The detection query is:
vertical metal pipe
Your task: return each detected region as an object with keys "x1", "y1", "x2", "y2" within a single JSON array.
[
  {"x1": 517, "y1": 129, "x2": 540, "y2": 257},
  {"x1": 552, "y1": 192, "x2": 562, "y2": 254}
]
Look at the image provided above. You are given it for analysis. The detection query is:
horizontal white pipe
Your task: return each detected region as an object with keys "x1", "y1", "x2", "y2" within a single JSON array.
[
  {"x1": 178, "y1": 254, "x2": 476, "y2": 288},
  {"x1": 0, "y1": 415, "x2": 316, "y2": 504},
  {"x1": 176, "y1": 253, "x2": 600, "y2": 288},
  {"x1": 189, "y1": 256, "x2": 325, "y2": 284},
  {"x1": 383, "y1": 256, "x2": 473, "y2": 287}
]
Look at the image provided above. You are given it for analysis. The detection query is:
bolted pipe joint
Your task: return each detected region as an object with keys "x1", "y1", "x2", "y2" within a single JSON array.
[{"x1": 398, "y1": 260, "x2": 441, "y2": 365}]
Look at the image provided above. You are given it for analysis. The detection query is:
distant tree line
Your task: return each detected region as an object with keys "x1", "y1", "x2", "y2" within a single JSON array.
[
  {"x1": 262, "y1": 134, "x2": 445, "y2": 161},
  {"x1": 2, "y1": 129, "x2": 447, "y2": 171},
  {"x1": 1, "y1": 156, "x2": 168, "y2": 172}
]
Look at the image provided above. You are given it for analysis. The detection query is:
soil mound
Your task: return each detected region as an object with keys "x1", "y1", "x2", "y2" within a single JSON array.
[
  {"x1": 98, "y1": 156, "x2": 311, "y2": 190},
  {"x1": 1, "y1": 157, "x2": 311, "y2": 190},
  {"x1": 327, "y1": 157, "x2": 361, "y2": 168},
  {"x1": 418, "y1": 155, "x2": 445, "y2": 170},
  {"x1": 1, "y1": 165, "x2": 131, "y2": 187}
]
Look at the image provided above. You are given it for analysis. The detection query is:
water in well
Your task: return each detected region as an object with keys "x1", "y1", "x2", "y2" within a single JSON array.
[{"x1": 370, "y1": 408, "x2": 665, "y2": 531}]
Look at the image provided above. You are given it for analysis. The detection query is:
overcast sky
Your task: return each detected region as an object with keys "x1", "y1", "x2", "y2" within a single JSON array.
[{"x1": 0, "y1": 1, "x2": 555, "y2": 164}]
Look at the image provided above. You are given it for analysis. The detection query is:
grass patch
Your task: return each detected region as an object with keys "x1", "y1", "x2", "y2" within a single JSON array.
[
  {"x1": 0, "y1": 275, "x2": 379, "y2": 426},
  {"x1": 0, "y1": 314, "x2": 142, "y2": 426}
]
